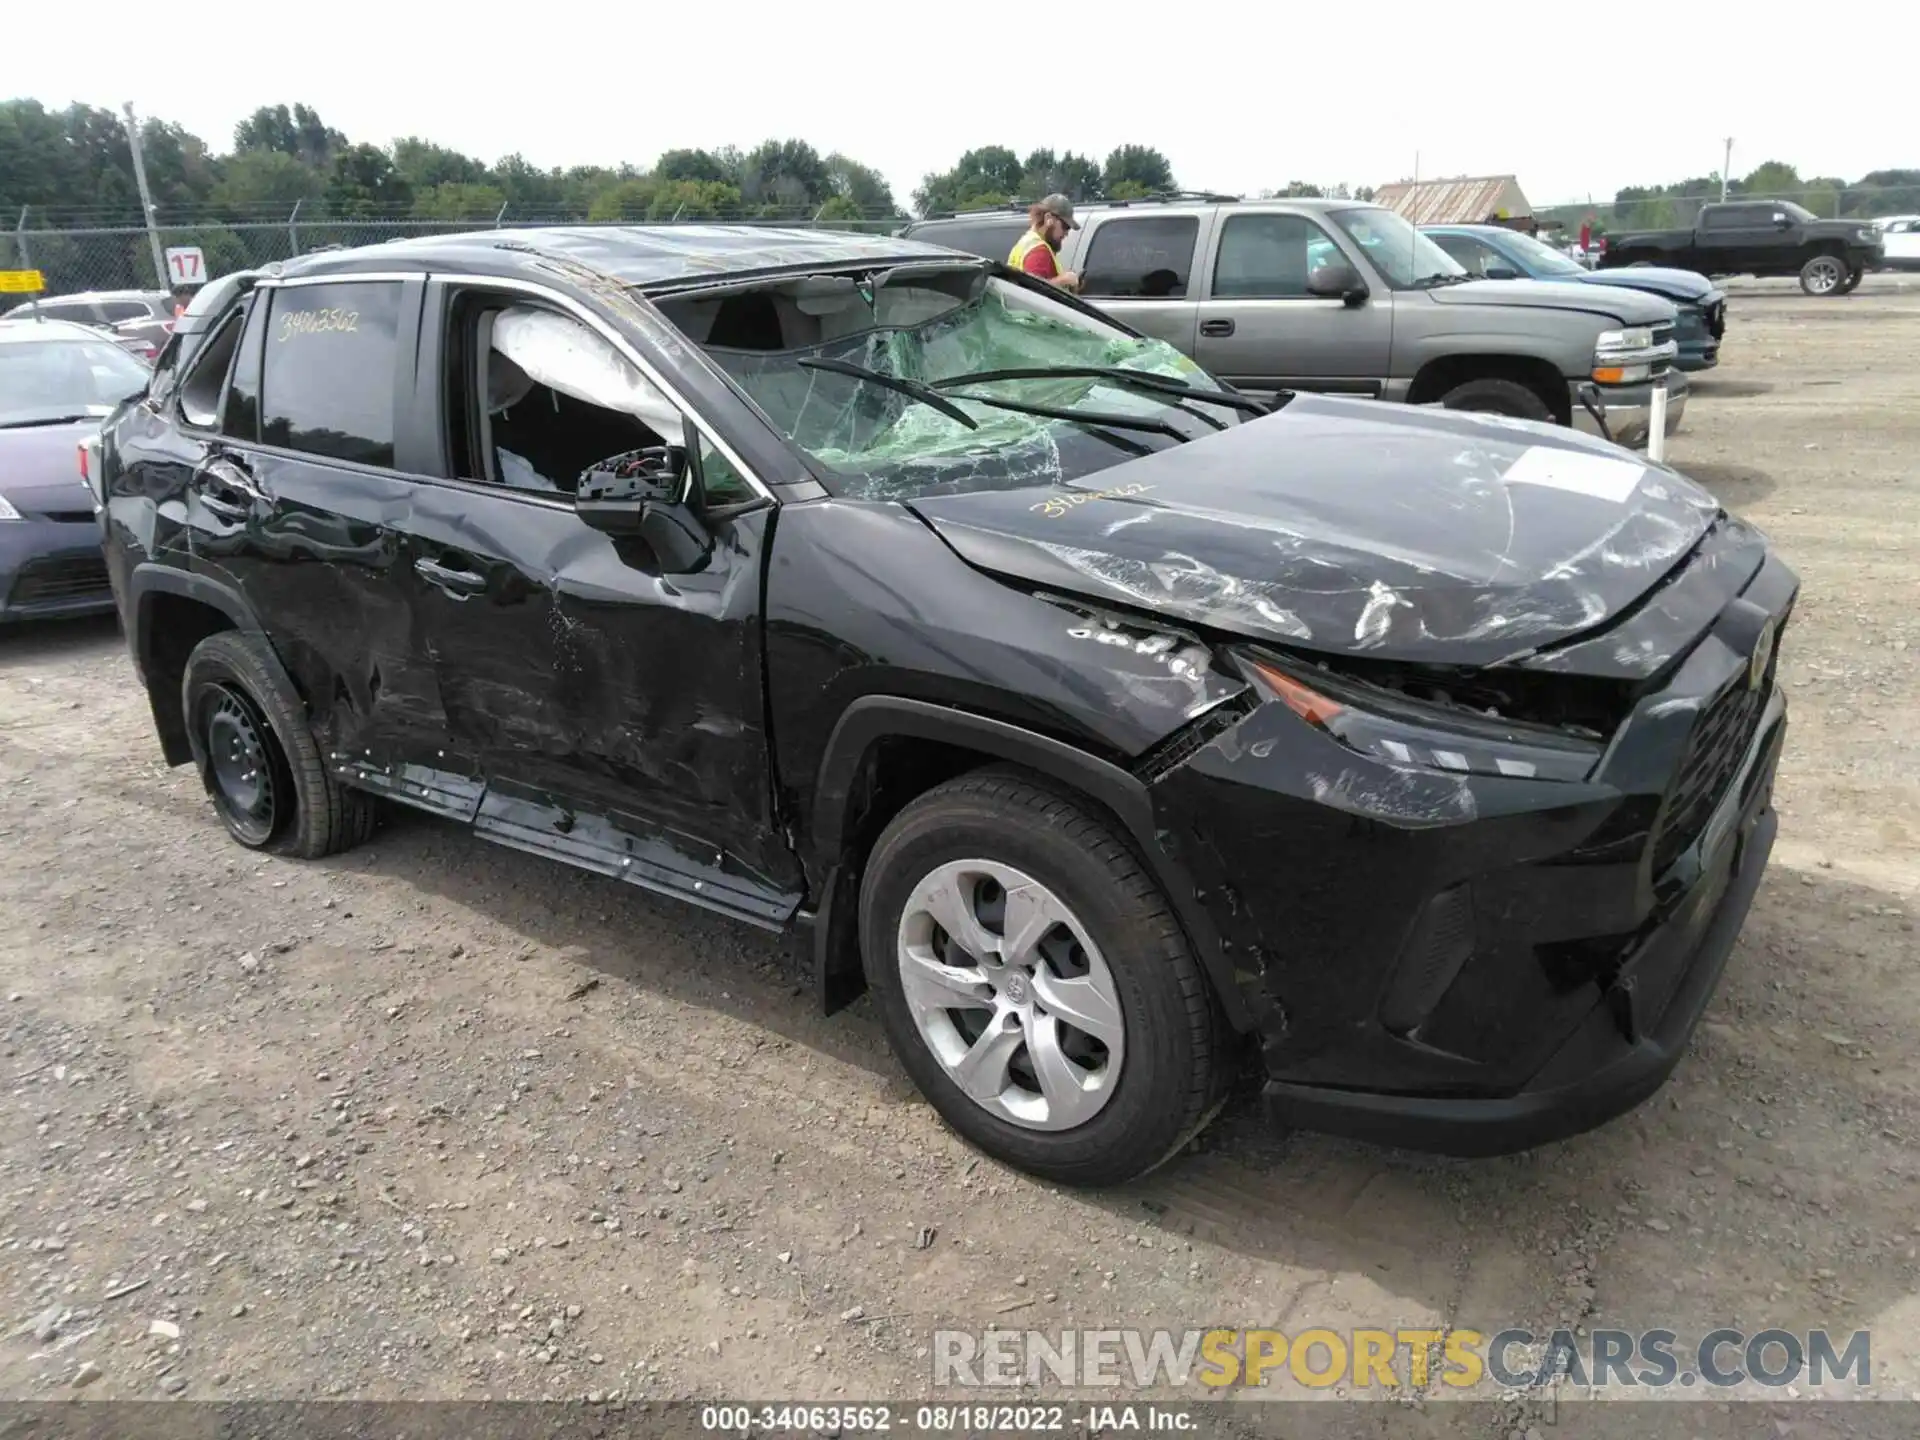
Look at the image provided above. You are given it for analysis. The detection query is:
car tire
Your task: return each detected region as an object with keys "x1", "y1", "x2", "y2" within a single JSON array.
[
  {"x1": 859, "y1": 767, "x2": 1232, "y2": 1186},
  {"x1": 1799, "y1": 253, "x2": 1847, "y2": 296},
  {"x1": 181, "y1": 631, "x2": 377, "y2": 858},
  {"x1": 1839, "y1": 266, "x2": 1863, "y2": 294},
  {"x1": 1438, "y1": 377, "x2": 1554, "y2": 422}
]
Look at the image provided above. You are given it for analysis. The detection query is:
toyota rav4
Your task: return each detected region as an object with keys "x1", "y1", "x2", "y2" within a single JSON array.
[{"x1": 96, "y1": 227, "x2": 1794, "y2": 1185}]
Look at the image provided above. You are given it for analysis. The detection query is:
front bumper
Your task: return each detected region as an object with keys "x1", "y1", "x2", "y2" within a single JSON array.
[
  {"x1": 0, "y1": 518, "x2": 115, "y2": 623},
  {"x1": 1571, "y1": 370, "x2": 1689, "y2": 449},
  {"x1": 1265, "y1": 691, "x2": 1783, "y2": 1156},
  {"x1": 1145, "y1": 539, "x2": 1797, "y2": 1158}
]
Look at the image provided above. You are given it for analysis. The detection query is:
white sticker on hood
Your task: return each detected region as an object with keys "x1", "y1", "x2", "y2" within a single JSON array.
[{"x1": 1501, "y1": 445, "x2": 1646, "y2": 503}]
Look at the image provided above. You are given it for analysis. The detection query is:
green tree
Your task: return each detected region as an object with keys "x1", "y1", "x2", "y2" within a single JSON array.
[
  {"x1": 1018, "y1": 149, "x2": 1101, "y2": 203},
  {"x1": 656, "y1": 148, "x2": 734, "y2": 186},
  {"x1": 740, "y1": 138, "x2": 831, "y2": 209},
  {"x1": 1102, "y1": 145, "x2": 1175, "y2": 197},
  {"x1": 133, "y1": 119, "x2": 219, "y2": 214},
  {"x1": 211, "y1": 150, "x2": 325, "y2": 215},
  {"x1": 913, "y1": 146, "x2": 1024, "y2": 215},
  {"x1": 824, "y1": 153, "x2": 896, "y2": 217},
  {"x1": 648, "y1": 179, "x2": 743, "y2": 221},
  {"x1": 491, "y1": 153, "x2": 566, "y2": 214},
  {"x1": 324, "y1": 144, "x2": 413, "y2": 217},
  {"x1": 393, "y1": 138, "x2": 488, "y2": 191},
  {"x1": 586, "y1": 178, "x2": 658, "y2": 222},
  {"x1": 413, "y1": 182, "x2": 507, "y2": 221},
  {"x1": 1737, "y1": 160, "x2": 1802, "y2": 198},
  {"x1": 233, "y1": 104, "x2": 344, "y2": 170}
]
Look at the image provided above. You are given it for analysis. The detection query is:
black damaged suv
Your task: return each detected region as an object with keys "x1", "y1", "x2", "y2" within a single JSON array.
[{"x1": 97, "y1": 227, "x2": 1794, "y2": 1185}]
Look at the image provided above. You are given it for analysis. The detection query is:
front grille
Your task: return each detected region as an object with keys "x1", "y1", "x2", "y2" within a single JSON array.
[
  {"x1": 8, "y1": 553, "x2": 111, "y2": 607},
  {"x1": 1651, "y1": 321, "x2": 1675, "y2": 348},
  {"x1": 1649, "y1": 649, "x2": 1776, "y2": 874}
]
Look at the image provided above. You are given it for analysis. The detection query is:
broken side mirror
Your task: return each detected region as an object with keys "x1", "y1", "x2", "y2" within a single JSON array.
[
  {"x1": 1306, "y1": 262, "x2": 1367, "y2": 306},
  {"x1": 577, "y1": 445, "x2": 713, "y2": 572}
]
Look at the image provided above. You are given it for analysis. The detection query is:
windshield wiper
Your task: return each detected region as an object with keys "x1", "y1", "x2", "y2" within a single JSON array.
[
  {"x1": 796, "y1": 357, "x2": 979, "y2": 430},
  {"x1": 940, "y1": 388, "x2": 1190, "y2": 441},
  {"x1": 932, "y1": 365, "x2": 1269, "y2": 420}
]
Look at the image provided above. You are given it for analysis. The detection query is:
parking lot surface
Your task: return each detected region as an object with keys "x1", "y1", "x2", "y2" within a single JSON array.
[{"x1": 2, "y1": 279, "x2": 1916, "y2": 1432}]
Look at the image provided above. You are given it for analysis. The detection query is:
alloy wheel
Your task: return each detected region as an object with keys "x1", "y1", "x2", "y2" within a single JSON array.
[
  {"x1": 895, "y1": 859, "x2": 1125, "y2": 1132},
  {"x1": 198, "y1": 682, "x2": 281, "y2": 845},
  {"x1": 1805, "y1": 256, "x2": 1844, "y2": 295}
]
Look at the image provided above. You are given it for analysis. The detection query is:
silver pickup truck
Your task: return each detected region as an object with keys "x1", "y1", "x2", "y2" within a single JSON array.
[{"x1": 901, "y1": 197, "x2": 1685, "y2": 448}]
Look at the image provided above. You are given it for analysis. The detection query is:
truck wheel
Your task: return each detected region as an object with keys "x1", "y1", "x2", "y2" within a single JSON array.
[
  {"x1": 1439, "y1": 377, "x2": 1554, "y2": 423},
  {"x1": 1839, "y1": 266, "x2": 1863, "y2": 294},
  {"x1": 1800, "y1": 254, "x2": 1847, "y2": 296},
  {"x1": 859, "y1": 768, "x2": 1231, "y2": 1187},
  {"x1": 181, "y1": 631, "x2": 378, "y2": 858}
]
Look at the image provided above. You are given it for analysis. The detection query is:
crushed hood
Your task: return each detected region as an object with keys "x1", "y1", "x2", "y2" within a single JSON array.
[
  {"x1": 1575, "y1": 267, "x2": 1720, "y2": 305},
  {"x1": 906, "y1": 393, "x2": 1723, "y2": 669},
  {"x1": 1428, "y1": 277, "x2": 1676, "y2": 325}
]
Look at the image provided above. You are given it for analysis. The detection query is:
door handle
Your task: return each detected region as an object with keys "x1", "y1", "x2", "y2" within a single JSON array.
[
  {"x1": 1200, "y1": 318, "x2": 1235, "y2": 337},
  {"x1": 414, "y1": 557, "x2": 488, "y2": 598},
  {"x1": 194, "y1": 456, "x2": 262, "y2": 521}
]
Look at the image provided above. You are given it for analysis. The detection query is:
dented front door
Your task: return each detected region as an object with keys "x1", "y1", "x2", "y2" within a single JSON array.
[{"x1": 403, "y1": 479, "x2": 801, "y2": 921}]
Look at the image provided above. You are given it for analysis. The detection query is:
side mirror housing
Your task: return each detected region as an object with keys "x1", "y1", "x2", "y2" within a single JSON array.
[
  {"x1": 1306, "y1": 262, "x2": 1367, "y2": 306},
  {"x1": 1772, "y1": 214, "x2": 1792, "y2": 230},
  {"x1": 1483, "y1": 265, "x2": 1519, "y2": 281},
  {"x1": 578, "y1": 445, "x2": 712, "y2": 572}
]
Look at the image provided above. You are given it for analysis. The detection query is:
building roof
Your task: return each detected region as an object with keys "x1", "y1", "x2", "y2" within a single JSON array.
[
  {"x1": 282, "y1": 225, "x2": 951, "y2": 291},
  {"x1": 1374, "y1": 175, "x2": 1532, "y2": 226}
]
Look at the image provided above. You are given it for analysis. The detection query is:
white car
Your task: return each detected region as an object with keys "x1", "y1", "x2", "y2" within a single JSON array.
[{"x1": 1873, "y1": 215, "x2": 1920, "y2": 272}]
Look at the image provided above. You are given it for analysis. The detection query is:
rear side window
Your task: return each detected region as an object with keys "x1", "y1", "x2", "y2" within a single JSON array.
[
  {"x1": 1079, "y1": 216, "x2": 1199, "y2": 299},
  {"x1": 97, "y1": 300, "x2": 149, "y2": 323},
  {"x1": 1212, "y1": 214, "x2": 1343, "y2": 298},
  {"x1": 1702, "y1": 207, "x2": 1752, "y2": 229},
  {"x1": 177, "y1": 306, "x2": 247, "y2": 429},
  {"x1": 222, "y1": 297, "x2": 265, "y2": 441},
  {"x1": 260, "y1": 282, "x2": 403, "y2": 467}
]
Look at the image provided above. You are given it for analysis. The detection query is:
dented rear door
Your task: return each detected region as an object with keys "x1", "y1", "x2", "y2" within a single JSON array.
[{"x1": 190, "y1": 275, "x2": 454, "y2": 797}]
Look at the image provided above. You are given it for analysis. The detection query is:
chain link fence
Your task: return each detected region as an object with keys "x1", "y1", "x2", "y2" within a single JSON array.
[
  {"x1": 8, "y1": 184, "x2": 1920, "y2": 303},
  {"x1": 0, "y1": 206, "x2": 907, "y2": 303}
]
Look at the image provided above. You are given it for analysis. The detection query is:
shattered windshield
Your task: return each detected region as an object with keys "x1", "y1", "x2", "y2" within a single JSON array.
[{"x1": 668, "y1": 268, "x2": 1243, "y2": 501}]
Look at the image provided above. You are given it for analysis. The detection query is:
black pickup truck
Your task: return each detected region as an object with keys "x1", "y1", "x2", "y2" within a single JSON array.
[{"x1": 1602, "y1": 200, "x2": 1884, "y2": 296}]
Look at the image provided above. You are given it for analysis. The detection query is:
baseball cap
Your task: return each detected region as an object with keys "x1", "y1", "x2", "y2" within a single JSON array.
[{"x1": 1039, "y1": 193, "x2": 1080, "y2": 230}]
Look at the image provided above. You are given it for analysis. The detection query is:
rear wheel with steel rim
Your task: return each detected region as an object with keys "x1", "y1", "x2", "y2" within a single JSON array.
[
  {"x1": 861, "y1": 768, "x2": 1232, "y2": 1186},
  {"x1": 181, "y1": 631, "x2": 378, "y2": 858},
  {"x1": 194, "y1": 682, "x2": 284, "y2": 845},
  {"x1": 1800, "y1": 253, "x2": 1846, "y2": 296}
]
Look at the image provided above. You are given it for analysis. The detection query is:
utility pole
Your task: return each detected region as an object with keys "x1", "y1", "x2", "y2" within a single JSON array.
[
  {"x1": 1720, "y1": 138, "x2": 1734, "y2": 201},
  {"x1": 123, "y1": 103, "x2": 168, "y2": 288}
]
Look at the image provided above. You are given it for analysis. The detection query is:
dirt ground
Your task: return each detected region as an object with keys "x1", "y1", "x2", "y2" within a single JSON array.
[{"x1": 2, "y1": 276, "x2": 1916, "y2": 1435}]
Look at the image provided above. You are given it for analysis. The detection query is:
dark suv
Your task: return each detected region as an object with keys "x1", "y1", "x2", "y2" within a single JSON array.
[{"x1": 98, "y1": 227, "x2": 1793, "y2": 1185}]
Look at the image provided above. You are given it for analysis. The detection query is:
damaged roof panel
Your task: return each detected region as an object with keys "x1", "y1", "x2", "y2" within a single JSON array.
[{"x1": 282, "y1": 226, "x2": 953, "y2": 291}]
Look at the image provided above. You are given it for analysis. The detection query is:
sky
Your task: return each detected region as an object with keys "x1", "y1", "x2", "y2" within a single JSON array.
[{"x1": 23, "y1": 2, "x2": 1916, "y2": 211}]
